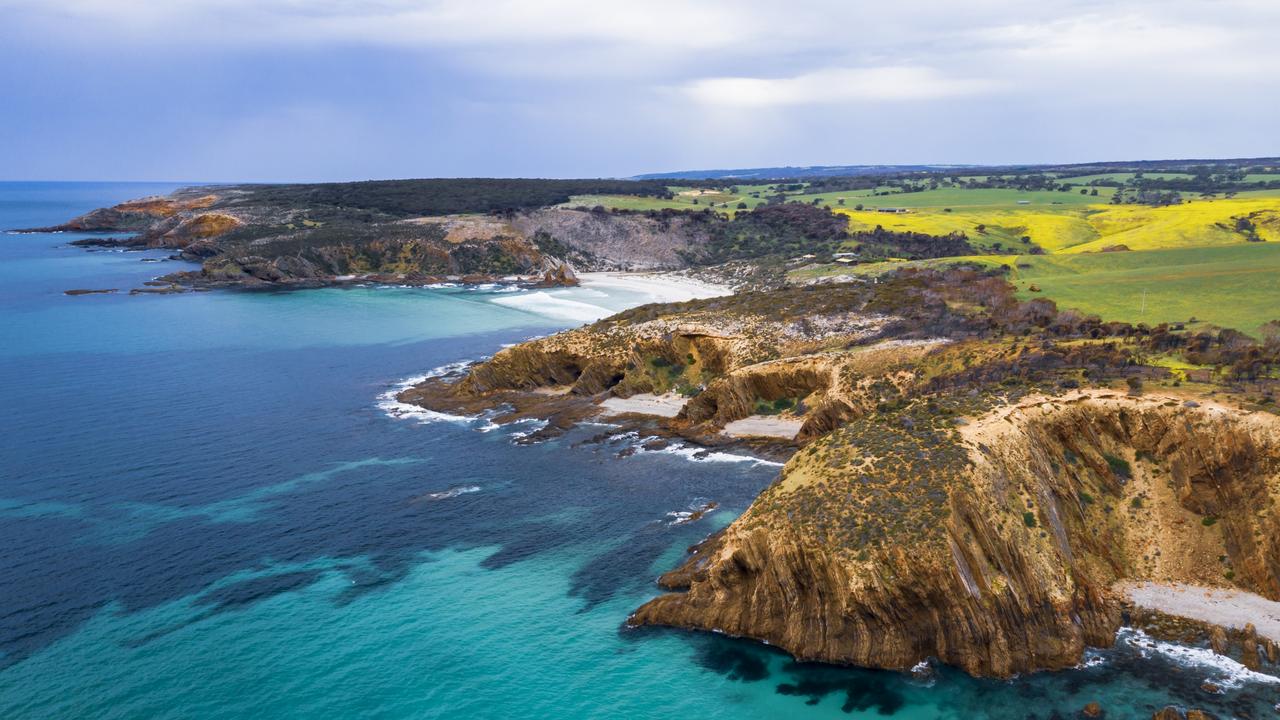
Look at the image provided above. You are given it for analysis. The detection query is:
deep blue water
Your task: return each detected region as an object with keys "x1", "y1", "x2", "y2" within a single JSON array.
[{"x1": 0, "y1": 182, "x2": 1277, "y2": 719}]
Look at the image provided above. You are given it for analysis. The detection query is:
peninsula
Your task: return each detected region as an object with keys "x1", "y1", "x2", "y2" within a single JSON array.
[{"x1": 42, "y1": 160, "x2": 1280, "y2": 682}]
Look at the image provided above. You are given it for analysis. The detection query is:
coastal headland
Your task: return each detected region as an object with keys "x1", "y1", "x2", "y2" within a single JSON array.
[{"x1": 37, "y1": 171, "x2": 1280, "y2": 686}]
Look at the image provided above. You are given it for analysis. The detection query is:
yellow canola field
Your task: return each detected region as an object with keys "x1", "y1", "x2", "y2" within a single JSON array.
[{"x1": 837, "y1": 196, "x2": 1280, "y2": 254}]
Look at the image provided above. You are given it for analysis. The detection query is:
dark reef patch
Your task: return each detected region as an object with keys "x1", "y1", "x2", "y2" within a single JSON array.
[
  {"x1": 694, "y1": 638, "x2": 771, "y2": 682},
  {"x1": 775, "y1": 662, "x2": 905, "y2": 714}
]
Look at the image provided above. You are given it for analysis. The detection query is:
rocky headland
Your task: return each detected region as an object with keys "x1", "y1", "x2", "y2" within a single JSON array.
[
  {"x1": 400, "y1": 266, "x2": 1280, "y2": 679},
  {"x1": 42, "y1": 180, "x2": 1280, "y2": 684},
  {"x1": 28, "y1": 182, "x2": 733, "y2": 293},
  {"x1": 32, "y1": 180, "x2": 968, "y2": 295}
]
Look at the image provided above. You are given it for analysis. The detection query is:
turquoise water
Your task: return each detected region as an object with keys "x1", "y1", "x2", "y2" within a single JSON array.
[{"x1": 1, "y1": 182, "x2": 1277, "y2": 719}]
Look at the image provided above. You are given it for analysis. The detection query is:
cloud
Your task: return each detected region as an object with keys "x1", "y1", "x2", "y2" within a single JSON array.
[
  {"x1": 1, "y1": 0, "x2": 762, "y2": 50},
  {"x1": 682, "y1": 66, "x2": 1001, "y2": 108},
  {"x1": 3, "y1": 0, "x2": 1279, "y2": 179}
]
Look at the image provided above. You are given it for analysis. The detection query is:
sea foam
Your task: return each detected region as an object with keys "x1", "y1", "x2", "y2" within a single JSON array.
[
  {"x1": 488, "y1": 290, "x2": 615, "y2": 323},
  {"x1": 1116, "y1": 627, "x2": 1280, "y2": 689},
  {"x1": 378, "y1": 360, "x2": 478, "y2": 424}
]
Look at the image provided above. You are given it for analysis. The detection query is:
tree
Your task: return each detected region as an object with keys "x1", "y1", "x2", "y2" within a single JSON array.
[
  {"x1": 736, "y1": 202, "x2": 747, "y2": 209},
  {"x1": 976, "y1": 224, "x2": 987, "y2": 233},
  {"x1": 854, "y1": 203, "x2": 864, "y2": 211}
]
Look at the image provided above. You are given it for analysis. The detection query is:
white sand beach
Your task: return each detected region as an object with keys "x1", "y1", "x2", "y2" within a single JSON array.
[
  {"x1": 576, "y1": 272, "x2": 732, "y2": 304},
  {"x1": 489, "y1": 272, "x2": 731, "y2": 324}
]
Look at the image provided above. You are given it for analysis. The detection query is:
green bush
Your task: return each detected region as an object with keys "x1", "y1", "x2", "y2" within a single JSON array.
[
  {"x1": 1104, "y1": 454, "x2": 1132, "y2": 479},
  {"x1": 1023, "y1": 511, "x2": 1037, "y2": 528}
]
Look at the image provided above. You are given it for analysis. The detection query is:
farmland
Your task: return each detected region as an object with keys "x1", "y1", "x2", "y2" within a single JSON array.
[
  {"x1": 803, "y1": 186, "x2": 1104, "y2": 209},
  {"x1": 790, "y1": 189, "x2": 1280, "y2": 335},
  {"x1": 1005, "y1": 243, "x2": 1280, "y2": 333},
  {"x1": 554, "y1": 170, "x2": 1279, "y2": 335}
]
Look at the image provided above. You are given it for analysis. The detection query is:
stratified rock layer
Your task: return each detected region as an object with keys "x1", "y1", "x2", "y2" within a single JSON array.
[{"x1": 631, "y1": 392, "x2": 1280, "y2": 677}]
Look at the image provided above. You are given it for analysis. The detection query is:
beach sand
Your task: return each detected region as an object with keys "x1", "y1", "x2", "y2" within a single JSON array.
[
  {"x1": 723, "y1": 415, "x2": 805, "y2": 439},
  {"x1": 576, "y1": 272, "x2": 732, "y2": 304},
  {"x1": 490, "y1": 271, "x2": 731, "y2": 324},
  {"x1": 1120, "y1": 581, "x2": 1280, "y2": 643},
  {"x1": 599, "y1": 393, "x2": 687, "y2": 418}
]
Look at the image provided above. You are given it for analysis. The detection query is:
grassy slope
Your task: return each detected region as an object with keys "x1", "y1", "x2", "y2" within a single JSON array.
[
  {"x1": 791, "y1": 189, "x2": 1280, "y2": 335},
  {"x1": 1006, "y1": 244, "x2": 1280, "y2": 334},
  {"x1": 795, "y1": 244, "x2": 1280, "y2": 334}
]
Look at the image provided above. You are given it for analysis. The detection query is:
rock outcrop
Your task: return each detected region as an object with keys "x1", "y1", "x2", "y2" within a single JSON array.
[
  {"x1": 391, "y1": 265, "x2": 1280, "y2": 680},
  {"x1": 39, "y1": 187, "x2": 723, "y2": 290},
  {"x1": 630, "y1": 391, "x2": 1280, "y2": 677}
]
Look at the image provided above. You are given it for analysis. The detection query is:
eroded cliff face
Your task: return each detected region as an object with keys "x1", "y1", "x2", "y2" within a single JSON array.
[
  {"x1": 511, "y1": 208, "x2": 709, "y2": 271},
  {"x1": 392, "y1": 267, "x2": 1280, "y2": 678},
  {"x1": 630, "y1": 391, "x2": 1280, "y2": 677},
  {"x1": 46, "y1": 189, "x2": 718, "y2": 287},
  {"x1": 398, "y1": 284, "x2": 926, "y2": 438}
]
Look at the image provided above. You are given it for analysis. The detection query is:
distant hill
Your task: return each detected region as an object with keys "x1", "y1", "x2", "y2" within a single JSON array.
[
  {"x1": 631, "y1": 165, "x2": 981, "y2": 180},
  {"x1": 632, "y1": 158, "x2": 1280, "y2": 181}
]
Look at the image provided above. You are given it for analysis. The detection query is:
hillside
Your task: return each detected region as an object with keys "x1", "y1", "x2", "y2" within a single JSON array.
[{"x1": 33, "y1": 182, "x2": 723, "y2": 289}]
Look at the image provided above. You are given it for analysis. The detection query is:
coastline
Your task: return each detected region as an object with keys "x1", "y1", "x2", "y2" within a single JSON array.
[
  {"x1": 484, "y1": 270, "x2": 734, "y2": 324},
  {"x1": 575, "y1": 271, "x2": 733, "y2": 304},
  {"x1": 1122, "y1": 581, "x2": 1280, "y2": 644}
]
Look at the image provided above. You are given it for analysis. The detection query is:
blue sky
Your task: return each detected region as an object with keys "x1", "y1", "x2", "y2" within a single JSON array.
[{"x1": 2, "y1": 0, "x2": 1278, "y2": 181}]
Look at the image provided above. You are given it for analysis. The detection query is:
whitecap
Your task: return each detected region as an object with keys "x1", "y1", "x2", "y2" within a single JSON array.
[
  {"x1": 1116, "y1": 628, "x2": 1280, "y2": 689},
  {"x1": 488, "y1": 291, "x2": 614, "y2": 323},
  {"x1": 652, "y1": 443, "x2": 784, "y2": 467},
  {"x1": 377, "y1": 360, "x2": 479, "y2": 424},
  {"x1": 420, "y1": 485, "x2": 481, "y2": 501},
  {"x1": 614, "y1": 434, "x2": 784, "y2": 468},
  {"x1": 508, "y1": 418, "x2": 550, "y2": 439}
]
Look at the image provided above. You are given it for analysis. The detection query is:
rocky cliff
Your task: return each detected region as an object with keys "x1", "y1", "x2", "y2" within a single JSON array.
[
  {"x1": 631, "y1": 390, "x2": 1280, "y2": 677},
  {"x1": 41, "y1": 186, "x2": 717, "y2": 289},
  {"x1": 394, "y1": 266, "x2": 1280, "y2": 678}
]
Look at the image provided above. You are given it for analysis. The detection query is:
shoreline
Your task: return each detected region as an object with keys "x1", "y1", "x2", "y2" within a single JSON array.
[
  {"x1": 1121, "y1": 581, "x2": 1280, "y2": 644},
  {"x1": 576, "y1": 271, "x2": 733, "y2": 305}
]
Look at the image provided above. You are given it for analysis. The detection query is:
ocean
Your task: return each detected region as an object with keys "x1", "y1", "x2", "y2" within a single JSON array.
[{"x1": 0, "y1": 182, "x2": 1276, "y2": 719}]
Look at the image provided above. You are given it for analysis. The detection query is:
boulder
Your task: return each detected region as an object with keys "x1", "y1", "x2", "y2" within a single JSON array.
[{"x1": 1208, "y1": 626, "x2": 1229, "y2": 656}]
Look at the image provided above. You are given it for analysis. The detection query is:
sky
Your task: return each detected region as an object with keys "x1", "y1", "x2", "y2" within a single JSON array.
[{"x1": 1, "y1": 0, "x2": 1278, "y2": 182}]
